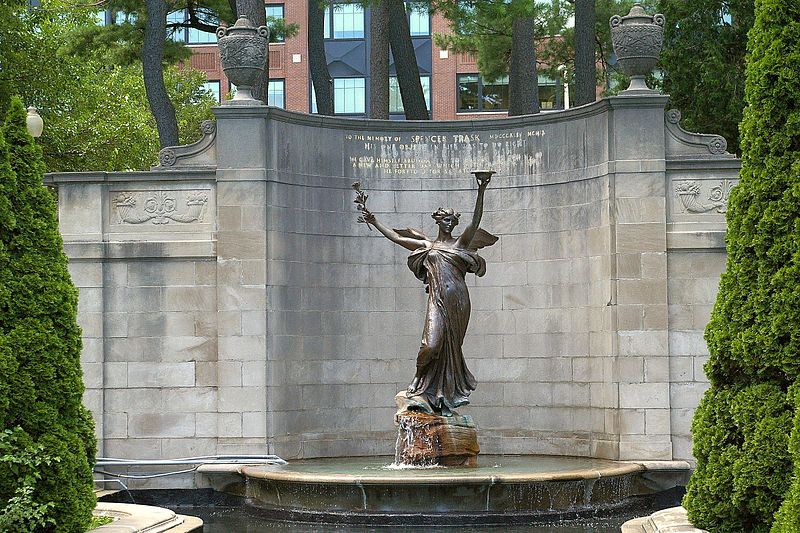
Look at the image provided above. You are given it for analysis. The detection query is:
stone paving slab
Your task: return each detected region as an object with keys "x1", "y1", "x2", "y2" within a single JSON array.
[
  {"x1": 93, "y1": 502, "x2": 202, "y2": 532},
  {"x1": 621, "y1": 506, "x2": 708, "y2": 533}
]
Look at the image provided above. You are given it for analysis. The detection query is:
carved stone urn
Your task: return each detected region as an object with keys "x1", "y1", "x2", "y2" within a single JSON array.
[
  {"x1": 610, "y1": 4, "x2": 665, "y2": 92},
  {"x1": 216, "y1": 16, "x2": 269, "y2": 103}
]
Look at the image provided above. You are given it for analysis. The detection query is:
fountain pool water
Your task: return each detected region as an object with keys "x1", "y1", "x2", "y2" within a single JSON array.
[{"x1": 232, "y1": 455, "x2": 687, "y2": 527}]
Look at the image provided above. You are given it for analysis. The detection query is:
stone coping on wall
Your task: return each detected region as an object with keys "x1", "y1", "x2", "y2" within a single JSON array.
[{"x1": 211, "y1": 93, "x2": 670, "y2": 132}]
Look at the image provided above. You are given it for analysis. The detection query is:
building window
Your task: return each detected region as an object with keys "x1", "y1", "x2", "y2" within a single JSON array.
[
  {"x1": 334, "y1": 78, "x2": 365, "y2": 114},
  {"x1": 538, "y1": 75, "x2": 558, "y2": 110},
  {"x1": 389, "y1": 76, "x2": 431, "y2": 114},
  {"x1": 188, "y1": 22, "x2": 217, "y2": 44},
  {"x1": 457, "y1": 74, "x2": 510, "y2": 112},
  {"x1": 167, "y1": 10, "x2": 186, "y2": 42},
  {"x1": 202, "y1": 81, "x2": 221, "y2": 102},
  {"x1": 266, "y1": 4, "x2": 285, "y2": 42},
  {"x1": 94, "y1": 10, "x2": 109, "y2": 25},
  {"x1": 268, "y1": 79, "x2": 285, "y2": 108},
  {"x1": 407, "y1": 2, "x2": 430, "y2": 36},
  {"x1": 167, "y1": 9, "x2": 217, "y2": 44},
  {"x1": 326, "y1": 3, "x2": 364, "y2": 39}
]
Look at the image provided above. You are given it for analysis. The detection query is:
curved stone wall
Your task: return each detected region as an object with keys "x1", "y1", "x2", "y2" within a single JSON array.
[{"x1": 261, "y1": 103, "x2": 616, "y2": 458}]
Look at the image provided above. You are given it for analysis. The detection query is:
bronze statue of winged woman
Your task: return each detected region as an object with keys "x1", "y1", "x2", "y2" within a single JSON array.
[{"x1": 354, "y1": 171, "x2": 498, "y2": 416}]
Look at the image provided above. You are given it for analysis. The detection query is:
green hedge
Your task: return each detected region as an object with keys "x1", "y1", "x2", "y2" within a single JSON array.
[
  {"x1": 684, "y1": 0, "x2": 800, "y2": 531},
  {"x1": 772, "y1": 384, "x2": 800, "y2": 532},
  {"x1": 0, "y1": 97, "x2": 95, "y2": 532}
]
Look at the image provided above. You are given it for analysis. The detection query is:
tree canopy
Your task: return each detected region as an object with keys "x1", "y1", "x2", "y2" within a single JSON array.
[
  {"x1": 0, "y1": 0, "x2": 218, "y2": 171},
  {"x1": 657, "y1": 0, "x2": 754, "y2": 155}
]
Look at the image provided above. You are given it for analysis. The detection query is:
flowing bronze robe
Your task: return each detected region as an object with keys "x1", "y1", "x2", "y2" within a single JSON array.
[{"x1": 405, "y1": 240, "x2": 487, "y2": 412}]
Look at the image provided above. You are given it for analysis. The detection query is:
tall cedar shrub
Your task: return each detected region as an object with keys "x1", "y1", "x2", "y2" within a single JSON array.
[
  {"x1": 772, "y1": 383, "x2": 800, "y2": 532},
  {"x1": 683, "y1": 0, "x2": 800, "y2": 531},
  {"x1": 0, "y1": 97, "x2": 95, "y2": 532},
  {"x1": 0, "y1": 97, "x2": 16, "y2": 431}
]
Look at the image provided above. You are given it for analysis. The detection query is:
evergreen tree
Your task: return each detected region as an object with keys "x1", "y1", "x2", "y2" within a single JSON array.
[
  {"x1": 683, "y1": 0, "x2": 800, "y2": 530},
  {"x1": 657, "y1": 0, "x2": 754, "y2": 155},
  {"x1": 0, "y1": 97, "x2": 95, "y2": 532}
]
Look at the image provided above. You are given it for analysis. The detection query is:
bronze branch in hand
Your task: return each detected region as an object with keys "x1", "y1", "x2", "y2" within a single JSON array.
[{"x1": 352, "y1": 181, "x2": 374, "y2": 230}]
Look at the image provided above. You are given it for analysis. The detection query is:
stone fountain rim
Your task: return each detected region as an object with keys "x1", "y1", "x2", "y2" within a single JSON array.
[{"x1": 238, "y1": 455, "x2": 678, "y2": 485}]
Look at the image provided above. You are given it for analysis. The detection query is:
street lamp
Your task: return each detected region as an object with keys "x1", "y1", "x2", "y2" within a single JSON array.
[{"x1": 26, "y1": 106, "x2": 43, "y2": 138}]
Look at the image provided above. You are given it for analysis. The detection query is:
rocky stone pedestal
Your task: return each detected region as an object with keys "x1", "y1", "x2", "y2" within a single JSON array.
[{"x1": 394, "y1": 411, "x2": 479, "y2": 467}]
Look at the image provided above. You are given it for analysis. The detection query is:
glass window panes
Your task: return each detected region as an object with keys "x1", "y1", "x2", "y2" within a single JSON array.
[
  {"x1": 202, "y1": 81, "x2": 221, "y2": 102},
  {"x1": 266, "y1": 4, "x2": 285, "y2": 42},
  {"x1": 332, "y1": 3, "x2": 364, "y2": 39},
  {"x1": 167, "y1": 10, "x2": 186, "y2": 42},
  {"x1": 334, "y1": 78, "x2": 365, "y2": 114},
  {"x1": 114, "y1": 11, "x2": 136, "y2": 24},
  {"x1": 457, "y1": 74, "x2": 511, "y2": 112},
  {"x1": 482, "y1": 76, "x2": 509, "y2": 110},
  {"x1": 188, "y1": 18, "x2": 218, "y2": 44},
  {"x1": 539, "y1": 83, "x2": 557, "y2": 110},
  {"x1": 457, "y1": 74, "x2": 480, "y2": 111},
  {"x1": 324, "y1": 7, "x2": 331, "y2": 38},
  {"x1": 268, "y1": 79, "x2": 285, "y2": 108},
  {"x1": 407, "y1": 2, "x2": 430, "y2": 36},
  {"x1": 389, "y1": 76, "x2": 431, "y2": 114}
]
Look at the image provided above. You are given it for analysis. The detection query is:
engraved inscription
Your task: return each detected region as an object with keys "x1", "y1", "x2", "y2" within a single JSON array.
[
  {"x1": 113, "y1": 190, "x2": 209, "y2": 224},
  {"x1": 674, "y1": 179, "x2": 736, "y2": 214},
  {"x1": 344, "y1": 129, "x2": 547, "y2": 175}
]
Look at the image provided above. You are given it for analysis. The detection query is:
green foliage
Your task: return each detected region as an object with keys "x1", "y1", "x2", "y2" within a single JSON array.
[
  {"x1": 87, "y1": 516, "x2": 114, "y2": 530},
  {"x1": 0, "y1": 97, "x2": 96, "y2": 532},
  {"x1": 1, "y1": 0, "x2": 217, "y2": 172},
  {"x1": 684, "y1": 0, "x2": 800, "y2": 530},
  {"x1": 685, "y1": 385, "x2": 792, "y2": 532},
  {"x1": 66, "y1": 0, "x2": 297, "y2": 67},
  {"x1": 0, "y1": 428, "x2": 58, "y2": 532},
  {"x1": 657, "y1": 0, "x2": 753, "y2": 155},
  {"x1": 433, "y1": 0, "x2": 570, "y2": 82},
  {"x1": 771, "y1": 383, "x2": 800, "y2": 532},
  {"x1": 432, "y1": 0, "x2": 656, "y2": 92}
]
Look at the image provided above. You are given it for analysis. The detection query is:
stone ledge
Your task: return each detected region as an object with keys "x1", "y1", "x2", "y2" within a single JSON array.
[
  {"x1": 63, "y1": 240, "x2": 216, "y2": 260},
  {"x1": 621, "y1": 506, "x2": 708, "y2": 533},
  {"x1": 667, "y1": 230, "x2": 726, "y2": 250}
]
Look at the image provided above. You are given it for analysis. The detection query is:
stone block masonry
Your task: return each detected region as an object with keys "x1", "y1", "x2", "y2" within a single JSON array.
[{"x1": 47, "y1": 94, "x2": 739, "y2": 486}]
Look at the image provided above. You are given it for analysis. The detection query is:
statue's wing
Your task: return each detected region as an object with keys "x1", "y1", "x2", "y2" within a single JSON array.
[
  {"x1": 395, "y1": 227, "x2": 430, "y2": 242},
  {"x1": 468, "y1": 228, "x2": 499, "y2": 251}
]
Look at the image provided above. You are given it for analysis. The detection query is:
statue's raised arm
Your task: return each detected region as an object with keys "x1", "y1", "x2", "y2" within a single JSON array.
[
  {"x1": 456, "y1": 171, "x2": 493, "y2": 249},
  {"x1": 367, "y1": 214, "x2": 429, "y2": 251},
  {"x1": 352, "y1": 181, "x2": 428, "y2": 251}
]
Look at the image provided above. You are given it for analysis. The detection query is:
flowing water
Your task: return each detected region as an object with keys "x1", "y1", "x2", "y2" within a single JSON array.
[{"x1": 173, "y1": 505, "x2": 642, "y2": 532}]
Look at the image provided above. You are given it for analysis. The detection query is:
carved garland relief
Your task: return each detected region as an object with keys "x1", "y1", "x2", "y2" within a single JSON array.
[
  {"x1": 113, "y1": 190, "x2": 209, "y2": 224},
  {"x1": 674, "y1": 179, "x2": 736, "y2": 214}
]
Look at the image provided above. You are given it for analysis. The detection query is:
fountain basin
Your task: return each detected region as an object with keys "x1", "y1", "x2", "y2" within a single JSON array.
[{"x1": 235, "y1": 455, "x2": 689, "y2": 526}]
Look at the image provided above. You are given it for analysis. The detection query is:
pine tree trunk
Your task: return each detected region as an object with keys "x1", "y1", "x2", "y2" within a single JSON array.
[
  {"x1": 508, "y1": 16, "x2": 539, "y2": 116},
  {"x1": 308, "y1": 0, "x2": 333, "y2": 115},
  {"x1": 236, "y1": 0, "x2": 269, "y2": 104},
  {"x1": 574, "y1": 0, "x2": 596, "y2": 106},
  {"x1": 143, "y1": 0, "x2": 179, "y2": 147},
  {"x1": 370, "y1": 0, "x2": 390, "y2": 119},
  {"x1": 387, "y1": 0, "x2": 429, "y2": 120}
]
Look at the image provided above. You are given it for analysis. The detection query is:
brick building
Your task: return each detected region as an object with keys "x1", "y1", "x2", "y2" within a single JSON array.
[{"x1": 181, "y1": 1, "x2": 572, "y2": 119}]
